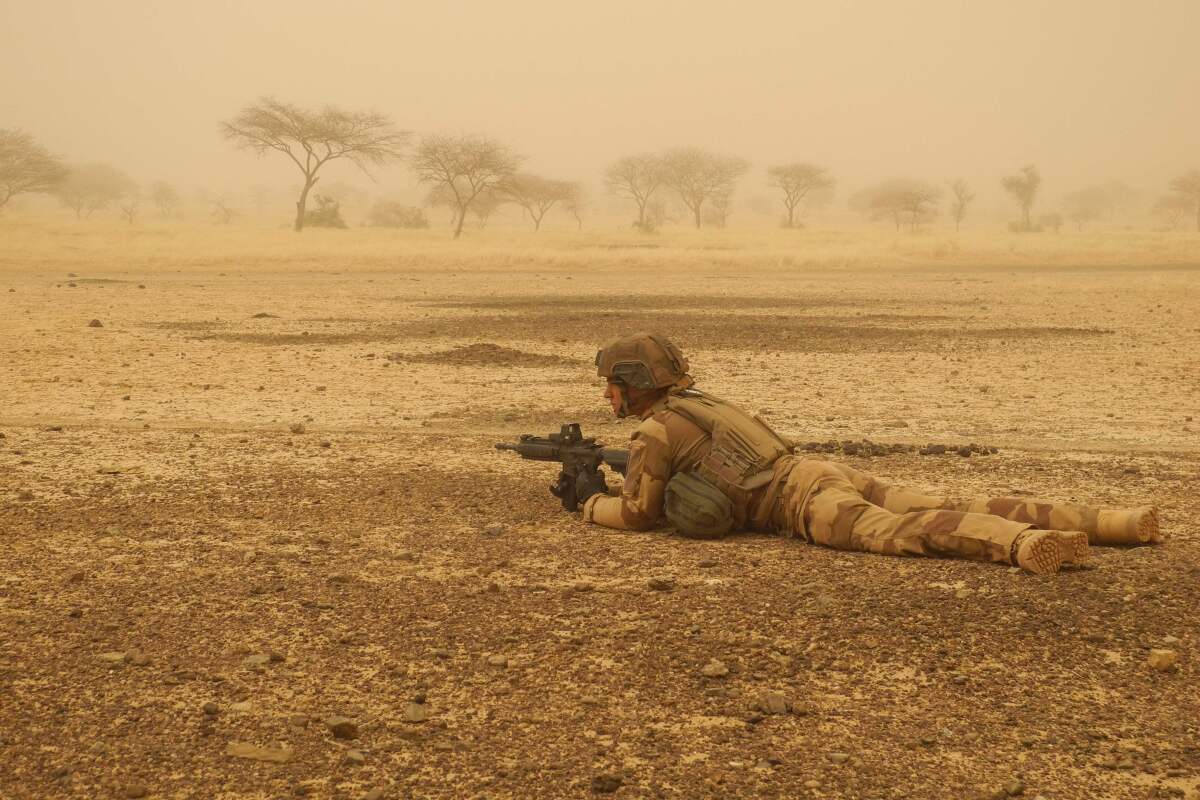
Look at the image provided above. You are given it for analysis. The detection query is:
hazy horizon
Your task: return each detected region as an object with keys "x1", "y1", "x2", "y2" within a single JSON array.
[{"x1": 3, "y1": 0, "x2": 1198, "y2": 207}]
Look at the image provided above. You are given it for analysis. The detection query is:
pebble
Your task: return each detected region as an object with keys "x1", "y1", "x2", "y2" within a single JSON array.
[
  {"x1": 243, "y1": 653, "x2": 271, "y2": 668},
  {"x1": 344, "y1": 749, "x2": 366, "y2": 765},
  {"x1": 572, "y1": 580, "x2": 596, "y2": 593},
  {"x1": 1147, "y1": 649, "x2": 1178, "y2": 671},
  {"x1": 88, "y1": 319, "x2": 104, "y2": 328},
  {"x1": 364, "y1": 790, "x2": 386, "y2": 800},
  {"x1": 127, "y1": 650, "x2": 151, "y2": 667},
  {"x1": 698, "y1": 559, "x2": 718, "y2": 568},
  {"x1": 647, "y1": 577, "x2": 676, "y2": 592},
  {"x1": 486, "y1": 654, "x2": 508, "y2": 667},
  {"x1": 403, "y1": 702, "x2": 429, "y2": 724},
  {"x1": 483, "y1": 523, "x2": 506, "y2": 537},
  {"x1": 804, "y1": 779, "x2": 822, "y2": 789},
  {"x1": 99, "y1": 651, "x2": 126, "y2": 664},
  {"x1": 757, "y1": 691, "x2": 789, "y2": 715},
  {"x1": 226, "y1": 741, "x2": 294, "y2": 762},
  {"x1": 124, "y1": 785, "x2": 148, "y2": 798},
  {"x1": 701, "y1": 659, "x2": 730, "y2": 678},
  {"x1": 1005, "y1": 779, "x2": 1025, "y2": 796},
  {"x1": 1162, "y1": 635, "x2": 1181, "y2": 645},
  {"x1": 202, "y1": 702, "x2": 219, "y2": 716},
  {"x1": 325, "y1": 716, "x2": 359, "y2": 739},
  {"x1": 591, "y1": 774, "x2": 622, "y2": 794},
  {"x1": 826, "y1": 752, "x2": 850, "y2": 764}
]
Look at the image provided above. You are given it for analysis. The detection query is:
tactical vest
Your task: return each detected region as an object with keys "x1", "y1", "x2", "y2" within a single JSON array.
[{"x1": 664, "y1": 390, "x2": 793, "y2": 529}]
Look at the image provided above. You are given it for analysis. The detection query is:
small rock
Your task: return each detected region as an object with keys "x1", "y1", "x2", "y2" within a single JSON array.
[
  {"x1": 1162, "y1": 635, "x2": 1181, "y2": 645},
  {"x1": 226, "y1": 741, "x2": 294, "y2": 762},
  {"x1": 243, "y1": 653, "x2": 271, "y2": 668},
  {"x1": 344, "y1": 749, "x2": 366, "y2": 765},
  {"x1": 826, "y1": 752, "x2": 850, "y2": 764},
  {"x1": 701, "y1": 659, "x2": 730, "y2": 678},
  {"x1": 591, "y1": 774, "x2": 623, "y2": 794},
  {"x1": 403, "y1": 702, "x2": 429, "y2": 724},
  {"x1": 364, "y1": 790, "x2": 386, "y2": 800},
  {"x1": 1005, "y1": 779, "x2": 1025, "y2": 796},
  {"x1": 127, "y1": 650, "x2": 151, "y2": 667},
  {"x1": 1148, "y1": 649, "x2": 1178, "y2": 672},
  {"x1": 16, "y1": 490, "x2": 34, "y2": 501},
  {"x1": 647, "y1": 576, "x2": 676, "y2": 592},
  {"x1": 757, "y1": 691, "x2": 789, "y2": 715},
  {"x1": 68, "y1": 571, "x2": 85, "y2": 584},
  {"x1": 327, "y1": 573, "x2": 350, "y2": 584},
  {"x1": 229, "y1": 701, "x2": 252, "y2": 712},
  {"x1": 325, "y1": 716, "x2": 359, "y2": 739},
  {"x1": 88, "y1": 319, "x2": 104, "y2": 328},
  {"x1": 482, "y1": 523, "x2": 506, "y2": 537},
  {"x1": 486, "y1": 654, "x2": 508, "y2": 667},
  {"x1": 698, "y1": 559, "x2": 718, "y2": 568},
  {"x1": 202, "y1": 702, "x2": 219, "y2": 716},
  {"x1": 124, "y1": 785, "x2": 148, "y2": 798},
  {"x1": 571, "y1": 580, "x2": 595, "y2": 593},
  {"x1": 289, "y1": 422, "x2": 306, "y2": 434},
  {"x1": 319, "y1": 440, "x2": 331, "y2": 448},
  {"x1": 99, "y1": 651, "x2": 126, "y2": 664}
]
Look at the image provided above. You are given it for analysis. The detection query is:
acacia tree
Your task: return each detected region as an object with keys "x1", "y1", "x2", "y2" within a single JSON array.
[
  {"x1": 411, "y1": 134, "x2": 520, "y2": 239},
  {"x1": 499, "y1": 174, "x2": 575, "y2": 232},
  {"x1": 150, "y1": 181, "x2": 180, "y2": 217},
  {"x1": 661, "y1": 148, "x2": 748, "y2": 229},
  {"x1": 562, "y1": 184, "x2": 585, "y2": 230},
  {"x1": 55, "y1": 163, "x2": 136, "y2": 219},
  {"x1": 605, "y1": 153, "x2": 664, "y2": 230},
  {"x1": 1152, "y1": 193, "x2": 1192, "y2": 230},
  {"x1": 1062, "y1": 187, "x2": 1108, "y2": 231},
  {"x1": 220, "y1": 97, "x2": 409, "y2": 232},
  {"x1": 766, "y1": 163, "x2": 832, "y2": 228},
  {"x1": 1168, "y1": 169, "x2": 1200, "y2": 232},
  {"x1": 0, "y1": 129, "x2": 67, "y2": 210},
  {"x1": 1001, "y1": 165, "x2": 1041, "y2": 232},
  {"x1": 851, "y1": 179, "x2": 939, "y2": 232},
  {"x1": 947, "y1": 178, "x2": 975, "y2": 232}
]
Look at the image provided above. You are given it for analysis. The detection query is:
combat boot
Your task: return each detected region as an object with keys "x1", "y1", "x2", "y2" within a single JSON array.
[
  {"x1": 1094, "y1": 507, "x2": 1161, "y2": 545},
  {"x1": 1055, "y1": 531, "x2": 1090, "y2": 566}
]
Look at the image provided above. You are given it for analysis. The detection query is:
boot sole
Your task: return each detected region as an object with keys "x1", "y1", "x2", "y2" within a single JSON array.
[
  {"x1": 1136, "y1": 507, "x2": 1161, "y2": 543},
  {"x1": 1058, "y1": 531, "x2": 1090, "y2": 565},
  {"x1": 1020, "y1": 532, "x2": 1063, "y2": 576}
]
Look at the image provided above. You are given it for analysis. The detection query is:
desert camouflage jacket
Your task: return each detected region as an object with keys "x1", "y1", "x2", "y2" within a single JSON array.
[{"x1": 582, "y1": 397, "x2": 711, "y2": 530}]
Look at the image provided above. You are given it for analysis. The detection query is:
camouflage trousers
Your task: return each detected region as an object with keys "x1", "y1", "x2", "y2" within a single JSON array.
[{"x1": 766, "y1": 457, "x2": 1100, "y2": 565}]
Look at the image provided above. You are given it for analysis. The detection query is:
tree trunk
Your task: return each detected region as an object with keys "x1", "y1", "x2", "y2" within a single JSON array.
[
  {"x1": 1022, "y1": 204, "x2": 1032, "y2": 232},
  {"x1": 786, "y1": 203, "x2": 795, "y2": 228},
  {"x1": 294, "y1": 177, "x2": 317, "y2": 232},
  {"x1": 693, "y1": 203, "x2": 702, "y2": 229},
  {"x1": 636, "y1": 200, "x2": 646, "y2": 227},
  {"x1": 452, "y1": 204, "x2": 467, "y2": 239}
]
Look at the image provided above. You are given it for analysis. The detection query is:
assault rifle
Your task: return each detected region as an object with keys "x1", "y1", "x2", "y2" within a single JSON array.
[{"x1": 495, "y1": 423, "x2": 629, "y2": 512}]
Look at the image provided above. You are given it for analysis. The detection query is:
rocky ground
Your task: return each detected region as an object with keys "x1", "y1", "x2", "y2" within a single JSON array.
[{"x1": 1, "y1": 227, "x2": 1198, "y2": 799}]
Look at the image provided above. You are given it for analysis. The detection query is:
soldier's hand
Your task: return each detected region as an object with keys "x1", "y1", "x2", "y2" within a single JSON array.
[
  {"x1": 574, "y1": 469, "x2": 609, "y2": 506},
  {"x1": 550, "y1": 470, "x2": 579, "y2": 512}
]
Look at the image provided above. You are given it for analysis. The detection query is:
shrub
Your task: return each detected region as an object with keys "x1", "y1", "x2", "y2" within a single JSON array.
[{"x1": 367, "y1": 201, "x2": 429, "y2": 229}]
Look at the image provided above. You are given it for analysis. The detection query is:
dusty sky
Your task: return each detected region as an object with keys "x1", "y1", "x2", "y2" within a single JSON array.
[{"x1": 3, "y1": 0, "x2": 1197, "y2": 206}]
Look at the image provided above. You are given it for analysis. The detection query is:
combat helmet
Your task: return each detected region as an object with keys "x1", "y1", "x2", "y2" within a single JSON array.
[{"x1": 595, "y1": 333, "x2": 692, "y2": 391}]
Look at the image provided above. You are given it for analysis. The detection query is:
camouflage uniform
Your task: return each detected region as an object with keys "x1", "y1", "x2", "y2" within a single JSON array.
[{"x1": 585, "y1": 333, "x2": 1160, "y2": 572}]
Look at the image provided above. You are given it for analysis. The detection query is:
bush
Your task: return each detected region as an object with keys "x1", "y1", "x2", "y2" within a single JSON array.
[
  {"x1": 304, "y1": 194, "x2": 347, "y2": 228},
  {"x1": 367, "y1": 201, "x2": 429, "y2": 229}
]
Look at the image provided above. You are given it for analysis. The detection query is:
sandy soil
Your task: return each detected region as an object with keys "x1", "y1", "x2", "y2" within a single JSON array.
[{"x1": 1, "y1": 225, "x2": 1198, "y2": 799}]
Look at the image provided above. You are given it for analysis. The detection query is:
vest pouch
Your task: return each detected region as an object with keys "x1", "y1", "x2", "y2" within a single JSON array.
[{"x1": 665, "y1": 471, "x2": 735, "y2": 540}]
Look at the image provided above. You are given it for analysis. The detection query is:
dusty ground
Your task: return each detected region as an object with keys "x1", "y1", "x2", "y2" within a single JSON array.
[{"x1": 1, "y1": 224, "x2": 1199, "y2": 800}]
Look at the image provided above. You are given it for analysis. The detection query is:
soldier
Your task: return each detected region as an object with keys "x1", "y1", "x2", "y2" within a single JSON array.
[{"x1": 572, "y1": 333, "x2": 1161, "y2": 576}]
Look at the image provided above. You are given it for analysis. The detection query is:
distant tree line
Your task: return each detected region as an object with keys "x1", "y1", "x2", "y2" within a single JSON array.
[{"x1": 4, "y1": 98, "x2": 1200, "y2": 236}]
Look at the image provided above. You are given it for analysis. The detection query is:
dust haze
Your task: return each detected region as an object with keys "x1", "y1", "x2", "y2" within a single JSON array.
[{"x1": 2, "y1": 4, "x2": 1199, "y2": 800}]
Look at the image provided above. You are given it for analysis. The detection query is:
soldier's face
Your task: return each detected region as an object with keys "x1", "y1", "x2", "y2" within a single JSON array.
[{"x1": 603, "y1": 380, "x2": 624, "y2": 415}]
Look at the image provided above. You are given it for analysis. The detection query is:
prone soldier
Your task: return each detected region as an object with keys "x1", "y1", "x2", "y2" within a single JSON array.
[{"x1": 555, "y1": 333, "x2": 1161, "y2": 576}]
